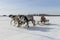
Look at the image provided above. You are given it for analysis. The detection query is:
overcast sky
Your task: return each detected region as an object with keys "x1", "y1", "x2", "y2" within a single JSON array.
[{"x1": 0, "y1": 0, "x2": 60, "y2": 15}]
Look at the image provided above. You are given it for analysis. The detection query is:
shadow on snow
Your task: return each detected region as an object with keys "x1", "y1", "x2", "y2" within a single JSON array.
[{"x1": 27, "y1": 26, "x2": 54, "y2": 32}]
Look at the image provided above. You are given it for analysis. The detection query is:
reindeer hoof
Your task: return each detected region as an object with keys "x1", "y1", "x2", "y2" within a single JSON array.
[{"x1": 17, "y1": 25, "x2": 20, "y2": 27}]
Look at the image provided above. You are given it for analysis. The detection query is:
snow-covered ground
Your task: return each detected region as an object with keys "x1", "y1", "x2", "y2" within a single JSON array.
[{"x1": 0, "y1": 16, "x2": 60, "y2": 40}]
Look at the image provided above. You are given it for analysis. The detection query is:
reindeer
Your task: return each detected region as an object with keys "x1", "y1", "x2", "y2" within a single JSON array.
[
  {"x1": 9, "y1": 15, "x2": 19, "y2": 26},
  {"x1": 18, "y1": 15, "x2": 35, "y2": 28}
]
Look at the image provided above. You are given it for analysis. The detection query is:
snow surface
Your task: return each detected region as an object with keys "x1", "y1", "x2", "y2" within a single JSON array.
[{"x1": 0, "y1": 16, "x2": 60, "y2": 40}]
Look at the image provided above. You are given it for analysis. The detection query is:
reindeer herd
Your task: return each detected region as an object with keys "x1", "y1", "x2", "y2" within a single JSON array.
[{"x1": 9, "y1": 15, "x2": 49, "y2": 28}]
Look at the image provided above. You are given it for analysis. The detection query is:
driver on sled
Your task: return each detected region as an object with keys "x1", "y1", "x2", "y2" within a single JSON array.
[{"x1": 41, "y1": 15, "x2": 46, "y2": 24}]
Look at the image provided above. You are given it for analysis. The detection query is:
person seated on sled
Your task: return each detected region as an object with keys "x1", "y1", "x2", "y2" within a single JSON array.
[{"x1": 41, "y1": 15, "x2": 46, "y2": 24}]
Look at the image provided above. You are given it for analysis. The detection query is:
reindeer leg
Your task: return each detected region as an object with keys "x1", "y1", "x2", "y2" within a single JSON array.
[
  {"x1": 17, "y1": 21, "x2": 20, "y2": 27},
  {"x1": 10, "y1": 20, "x2": 13, "y2": 25},
  {"x1": 26, "y1": 21, "x2": 29, "y2": 29},
  {"x1": 13, "y1": 21, "x2": 17, "y2": 26},
  {"x1": 32, "y1": 20, "x2": 35, "y2": 26}
]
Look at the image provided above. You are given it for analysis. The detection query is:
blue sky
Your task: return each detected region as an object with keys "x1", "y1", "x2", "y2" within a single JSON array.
[{"x1": 0, "y1": 0, "x2": 60, "y2": 15}]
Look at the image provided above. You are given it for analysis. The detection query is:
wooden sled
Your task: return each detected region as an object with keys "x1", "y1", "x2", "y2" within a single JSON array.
[{"x1": 37, "y1": 19, "x2": 49, "y2": 25}]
